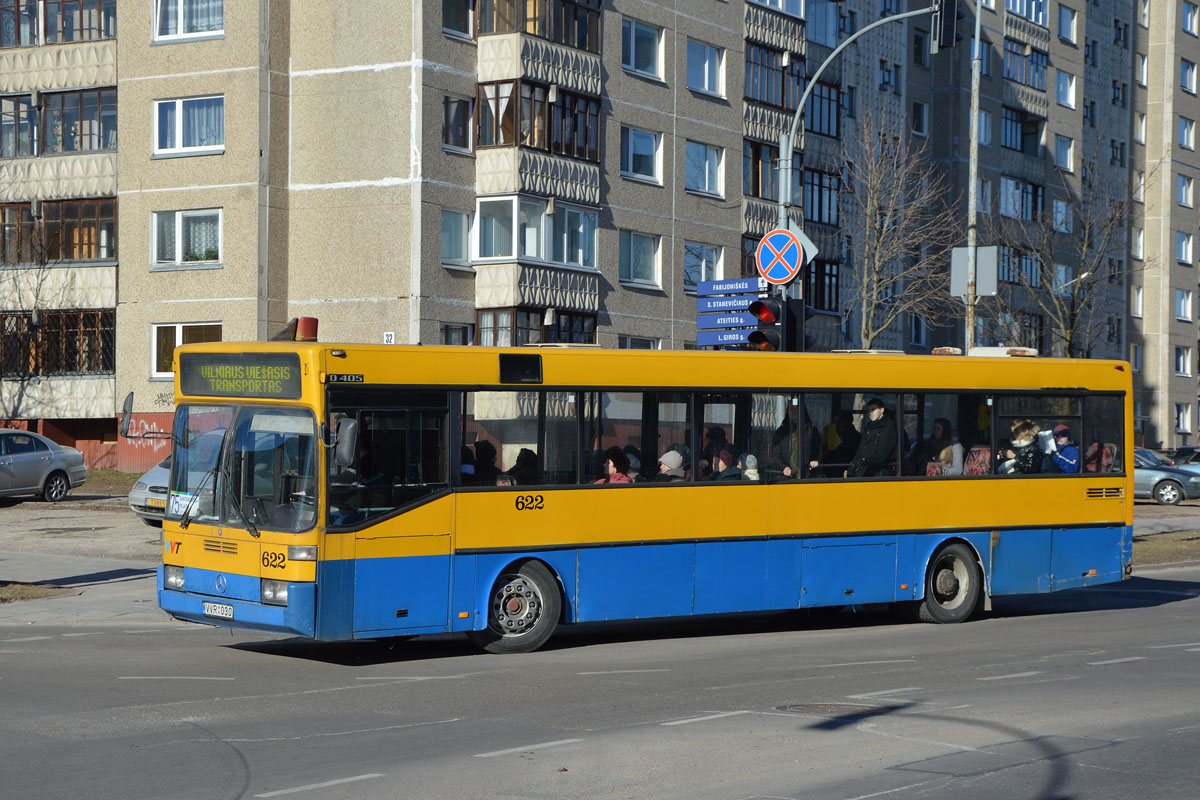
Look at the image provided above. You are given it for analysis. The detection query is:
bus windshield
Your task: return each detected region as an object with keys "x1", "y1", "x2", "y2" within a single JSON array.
[{"x1": 168, "y1": 404, "x2": 319, "y2": 533}]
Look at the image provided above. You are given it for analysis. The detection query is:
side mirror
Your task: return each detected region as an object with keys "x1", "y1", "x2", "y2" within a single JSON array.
[
  {"x1": 119, "y1": 392, "x2": 134, "y2": 438},
  {"x1": 333, "y1": 418, "x2": 359, "y2": 468}
]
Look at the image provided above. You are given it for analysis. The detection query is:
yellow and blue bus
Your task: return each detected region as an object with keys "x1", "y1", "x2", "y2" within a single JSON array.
[{"x1": 153, "y1": 332, "x2": 1133, "y2": 653}]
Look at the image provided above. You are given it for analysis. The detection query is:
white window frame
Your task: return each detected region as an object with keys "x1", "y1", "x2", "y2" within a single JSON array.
[
  {"x1": 620, "y1": 125, "x2": 662, "y2": 183},
  {"x1": 475, "y1": 197, "x2": 516, "y2": 260},
  {"x1": 1177, "y1": 288, "x2": 1194, "y2": 321},
  {"x1": 621, "y1": 18, "x2": 664, "y2": 80},
  {"x1": 1181, "y1": 116, "x2": 1196, "y2": 150},
  {"x1": 1176, "y1": 402, "x2": 1192, "y2": 432},
  {"x1": 978, "y1": 109, "x2": 992, "y2": 146},
  {"x1": 1135, "y1": 170, "x2": 1145, "y2": 202},
  {"x1": 618, "y1": 335, "x2": 662, "y2": 350},
  {"x1": 1054, "y1": 134, "x2": 1073, "y2": 170},
  {"x1": 1177, "y1": 348, "x2": 1194, "y2": 378},
  {"x1": 150, "y1": 322, "x2": 222, "y2": 379},
  {"x1": 978, "y1": 178, "x2": 992, "y2": 215},
  {"x1": 1180, "y1": 174, "x2": 1195, "y2": 207},
  {"x1": 1052, "y1": 199, "x2": 1072, "y2": 233},
  {"x1": 1137, "y1": 53, "x2": 1148, "y2": 86},
  {"x1": 1186, "y1": 60, "x2": 1199, "y2": 94},
  {"x1": 1188, "y1": 2, "x2": 1200, "y2": 36},
  {"x1": 549, "y1": 203, "x2": 599, "y2": 269},
  {"x1": 1056, "y1": 71, "x2": 1075, "y2": 108},
  {"x1": 686, "y1": 39, "x2": 725, "y2": 97},
  {"x1": 1133, "y1": 228, "x2": 1144, "y2": 260},
  {"x1": 1131, "y1": 344, "x2": 1142, "y2": 372},
  {"x1": 442, "y1": 0, "x2": 474, "y2": 38},
  {"x1": 441, "y1": 209, "x2": 470, "y2": 267},
  {"x1": 912, "y1": 100, "x2": 928, "y2": 136},
  {"x1": 684, "y1": 140, "x2": 723, "y2": 197},
  {"x1": 1058, "y1": 5, "x2": 1076, "y2": 42},
  {"x1": 1178, "y1": 231, "x2": 1195, "y2": 264},
  {"x1": 1135, "y1": 112, "x2": 1146, "y2": 143},
  {"x1": 152, "y1": 95, "x2": 225, "y2": 156},
  {"x1": 619, "y1": 229, "x2": 661, "y2": 287},
  {"x1": 1140, "y1": 0, "x2": 1150, "y2": 26},
  {"x1": 151, "y1": 208, "x2": 222, "y2": 267},
  {"x1": 683, "y1": 241, "x2": 721, "y2": 294},
  {"x1": 1132, "y1": 285, "x2": 1144, "y2": 316},
  {"x1": 153, "y1": 0, "x2": 225, "y2": 42},
  {"x1": 442, "y1": 94, "x2": 473, "y2": 153}
]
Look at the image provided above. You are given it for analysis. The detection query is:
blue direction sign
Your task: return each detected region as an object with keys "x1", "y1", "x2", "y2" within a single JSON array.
[
  {"x1": 756, "y1": 228, "x2": 804, "y2": 285},
  {"x1": 696, "y1": 294, "x2": 760, "y2": 313},
  {"x1": 697, "y1": 277, "x2": 767, "y2": 296},
  {"x1": 698, "y1": 329, "x2": 752, "y2": 347},
  {"x1": 697, "y1": 311, "x2": 757, "y2": 329}
]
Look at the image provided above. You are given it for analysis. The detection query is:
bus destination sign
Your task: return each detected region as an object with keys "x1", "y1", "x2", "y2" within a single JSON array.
[{"x1": 180, "y1": 353, "x2": 303, "y2": 400}]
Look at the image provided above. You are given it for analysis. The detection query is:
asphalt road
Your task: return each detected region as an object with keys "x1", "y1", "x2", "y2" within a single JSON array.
[{"x1": 2, "y1": 566, "x2": 1199, "y2": 799}]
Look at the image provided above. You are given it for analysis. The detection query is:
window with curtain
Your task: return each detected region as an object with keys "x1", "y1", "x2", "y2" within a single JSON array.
[
  {"x1": 152, "y1": 209, "x2": 221, "y2": 265},
  {"x1": 155, "y1": 0, "x2": 223, "y2": 39},
  {"x1": 154, "y1": 96, "x2": 224, "y2": 154},
  {"x1": 44, "y1": 89, "x2": 118, "y2": 153}
]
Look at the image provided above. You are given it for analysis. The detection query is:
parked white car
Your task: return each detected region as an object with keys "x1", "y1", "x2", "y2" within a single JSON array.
[
  {"x1": 128, "y1": 454, "x2": 170, "y2": 526},
  {"x1": 0, "y1": 429, "x2": 88, "y2": 502}
]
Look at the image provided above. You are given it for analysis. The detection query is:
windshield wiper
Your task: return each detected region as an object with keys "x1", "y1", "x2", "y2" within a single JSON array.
[
  {"x1": 178, "y1": 465, "x2": 216, "y2": 531},
  {"x1": 221, "y1": 462, "x2": 260, "y2": 539}
]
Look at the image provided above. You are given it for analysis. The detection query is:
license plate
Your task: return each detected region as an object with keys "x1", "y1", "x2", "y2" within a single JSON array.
[
  {"x1": 202, "y1": 602, "x2": 234, "y2": 619},
  {"x1": 146, "y1": 497, "x2": 166, "y2": 508}
]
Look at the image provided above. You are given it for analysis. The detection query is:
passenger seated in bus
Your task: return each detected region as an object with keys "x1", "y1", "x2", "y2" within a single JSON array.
[
  {"x1": 712, "y1": 450, "x2": 741, "y2": 480},
  {"x1": 594, "y1": 446, "x2": 633, "y2": 484},
  {"x1": 821, "y1": 411, "x2": 860, "y2": 477},
  {"x1": 460, "y1": 445, "x2": 478, "y2": 485},
  {"x1": 1044, "y1": 424, "x2": 1080, "y2": 473},
  {"x1": 474, "y1": 440, "x2": 500, "y2": 485},
  {"x1": 654, "y1": 449, "x2": 686, "y2": 481},
  {"x1": 847, "y1": 398, "x2": 897, "y2": 477},
  {"x1": 739, "y1": 453, "x2": 760, "y2": 481},
  {"x1": 919, "y1": 418, "x2": 964, "y2": 476},
  {"x1": 700, "y1": 426, "x2": 730, "y2": 478},
  {"x1": 504, "y1": 448, "x2": 541, "y2": 485},
  {"x1": 624, "y1": 450, "x2": 644, "y2": 482},
  {"x1": 998, "y1": 419, "x2": 1042, "y2": 474},
  {"x1": 771, "y1": 403, "x2": 820, "y2": 478}
]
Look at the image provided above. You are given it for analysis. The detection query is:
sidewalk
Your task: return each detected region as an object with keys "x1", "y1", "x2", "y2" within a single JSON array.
[{"x1": 0, "y1": 550, "x2": 167, "y2": 627}]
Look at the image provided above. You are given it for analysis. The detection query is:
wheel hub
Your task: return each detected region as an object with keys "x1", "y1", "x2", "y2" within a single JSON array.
[
  {"x1": 934, "y1": 567, "x2": 960, "y2": 599},
  {"x1": 493, "y1": 578, "x2": 540, "y2": 633}
]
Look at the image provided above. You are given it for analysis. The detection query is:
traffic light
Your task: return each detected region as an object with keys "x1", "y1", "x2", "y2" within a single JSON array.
[
  {"x1": 747, "y1": 298, "x2": 786, "y2": 352},
  {"x1": 931, "y1": 0, "x2": 959, "y2": 53}
]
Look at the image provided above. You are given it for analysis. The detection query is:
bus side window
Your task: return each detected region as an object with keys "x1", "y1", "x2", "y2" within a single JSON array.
[{"x1": 1083, "y1": 395, "x2": 1123, "y2": 473}]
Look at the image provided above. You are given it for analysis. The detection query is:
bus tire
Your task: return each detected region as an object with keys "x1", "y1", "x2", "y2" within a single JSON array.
[
  {"x1": 916, "y1": 542, "x2": 981, "y2": 624},
  {"x1": 469, "y1": 560, "x2": 561, "y2": 654},
  {"x1": 1154, "y1": 480, "x2": 1183, "y2": 505}
]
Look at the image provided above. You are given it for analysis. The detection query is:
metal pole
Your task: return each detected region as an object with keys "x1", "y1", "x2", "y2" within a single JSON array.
[{"x1": 964, "y1": 2, "x2": 983, "y2": 351}]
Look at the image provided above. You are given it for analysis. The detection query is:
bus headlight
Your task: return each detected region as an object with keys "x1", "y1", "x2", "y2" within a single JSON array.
[
  {"x1": 165, "y1": 565, "x2": 185, "y2": 590},
  {"x1": 261, "y1": 579, "x2": 289, "y2": 606},
  {"x1": 288, "y1": 545, "x2": 317, "y2": 561}
]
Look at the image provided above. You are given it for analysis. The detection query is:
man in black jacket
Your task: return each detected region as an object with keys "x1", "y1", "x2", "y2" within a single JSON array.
[{"x1": 847, "y1": 398, "x2": 898, "y2": 478}]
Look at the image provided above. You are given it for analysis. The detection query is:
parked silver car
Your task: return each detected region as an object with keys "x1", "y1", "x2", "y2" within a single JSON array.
[
  {"x1": 0, "y1": 429, "x2": 88, "y2": 502},
  {"x1": 1134, "y1": 448, "x2": 1200, "y2": 505},
  {"x1": 128, "y1": 454, "x2": 170, "y2": 526}
]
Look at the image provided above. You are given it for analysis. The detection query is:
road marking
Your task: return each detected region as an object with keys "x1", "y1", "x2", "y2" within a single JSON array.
[
  {"x1": 1087, "y1": 657, "x2": 1147, "y2": 666},
  {"x1": 1186, "y1": 648, "x2": 1200, "y2": 652},
  {"x1": 60, "y1": 632, "x2": 106, "y2": 637},
  {"x1": 662, "y1": 711, "x2": 750, "y2": 726},
  {"x1": 253, "y1": 774, "x2": 384, "y2": 797},
  {"x1": 475, "y1": 739, "x2": 583, "y2": 758},
  {"x1": 846, "y1": 687, "x2": 923, "y2": 698},
  {"x1": 978, "y1": 671, "x2": 1042, "y2": 681},
  {"x1": 1146, "y1": 642, "x2": 1200, "y2": 649},
  {"x1": 2, "y1": 636, "x2": 52, "y2": 643},
  {"x1": 355, "y1": 673, "x2": 483, "y2": 682},
  {"x1": 578, "y1": 669, "x2": 670, "y2": 675},
  {"x1": 118, "y1": 676, "x2": 236, "y2": 681},
  {"x1": 899, "y1": 704, "x2": 973, "y2": 716},
  {"x1": 814, "y1": 660, "x2": 916, "y2": 668}
]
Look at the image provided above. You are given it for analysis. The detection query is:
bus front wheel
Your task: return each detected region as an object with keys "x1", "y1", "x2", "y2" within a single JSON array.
[
  {"x1": 469, "y1": 560, "x2": 561, "y2": 654},
  {"x1": 916, "y1": 543, "x2": 982, "y2": 624}
]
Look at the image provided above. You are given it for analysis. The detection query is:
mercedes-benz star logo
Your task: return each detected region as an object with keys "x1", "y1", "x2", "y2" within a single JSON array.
[{"x1": 215, "y1": 575, "x2": 227, "y2": 594}]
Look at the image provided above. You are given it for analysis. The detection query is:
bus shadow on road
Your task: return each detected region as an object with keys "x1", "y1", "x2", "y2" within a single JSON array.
[{"x1": 987, "y1": 575, "x2": 1200, "y2": 620}]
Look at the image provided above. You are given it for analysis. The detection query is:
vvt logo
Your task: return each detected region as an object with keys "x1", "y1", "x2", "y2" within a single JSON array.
[{"x1": 164, "y1": 541, "x2": 182, "y2": 555}]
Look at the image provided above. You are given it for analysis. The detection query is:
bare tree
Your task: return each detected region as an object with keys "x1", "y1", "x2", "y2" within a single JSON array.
[
  {"x1": 978, "y1": 138, "x2": 1144, "y2": 357},
  {"x1": 838, "y1": 107, "x2": 961, "y2": 349}
]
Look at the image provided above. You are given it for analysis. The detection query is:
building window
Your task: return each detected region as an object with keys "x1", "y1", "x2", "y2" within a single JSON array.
[
  {"x1": 1185, "y1": 59, "x2": 1198, "y2": 94},
  {"x1": 1132, "y1": 228, "x2": 1144, "y2": 260},
  {"x1": 1181, "y1": 116, "x2": 1196, "y2": 149},
  {"x1": 1054, "y1": 135, "x2": 1073, "y2": 170},
  {"x1": 152, "y1": 208, "x2": 220, "y2": 266},
  {"x1": 152, "y1": 322, "x2": 221, "y2": 378},
  {"x1": 0, "y1": 309, "x2": 115, "y2": 377},
  {"x1": 1112, "y1": 80, "x2": 1126, "y2": 107},
  {"x1": 806, "y1": 260, "x2": 840, "y2": 312},
  {"x1": 910, "y1": 314, "x2": 927, "y2": 348},
  {"x1": 1177, "y1": 403, "x2": 1192, "y2": 432},
  {"x1": 1003, "y1": 38, "x2": 1047, "y2": 90},
  {"x1": 442, "y1": 95, "x2": 472, "y2": 152},
  {"x1": 477, "y1": 81, "x2": 599, "y2": 162},
  {"x1": 1137, "y1": 53, "x2": 1148, "y2": 85},
  {"x1": 1135, "y1": 170, "x2": 1145, "y2": 201},
  {"x1": 1131, "y1": 343, "x2": 1142, "y2": 372},
  {"x1": 1140, "y1": 0, "x2": 1149, "y2": 25},
  {"x1": 1132, "y1": 285, "x2": 1144, "y2": 315},
  {"x1": 1, "y1": 0, "x2": 118, "y2": 47},
  {"x1": 154, "y1": 0, "x2": 222, "y2": 40},
  {"x1": 477, "y1": 199, "x2": 513, "y2": 259},
  {"x1": 0, "y1": 94, "x2": 35, "y2": 157},
  {"x1": 442, "y1": 0, "x2": 472, "y2": 36},
  {"x1": 621, "y1": 125, "x2": 661, "y2": 182},
  {"x1": 805, "y1": 82, "x2": 841, "y2": 138},
  {"x1": 745, "y1": 43, "x2": 803, "y2": 110},
  {"x1": 978, "y1": 179, "x2": 992, "y2": 215},
  {"x1": 743, "y1": 140, "x2": 779, "y2": 201},
  {"x1": 619, "y1": 230, "x2": 659, "y2": 286},
  {"x1": 1052, "y1": 199, "x2": 1072, "y2": 233},
  {"x1": 477, "y1": 82, "x2": 515, "y2": 147},
  {"x1": 1177, "y1": 231, "x2": 1194, "y2": 264},
  {"x1": 687, "y1": 39, "x2": 724, "y2": 96},
  {"x1": 1114, "y1": 18, "x2": 1129, "y2": 47},
  {"x1": 45, "y1": 88, "x2": 118, "y2": 153},
  {"x1": 1000, "y1": 177, "x2": 1043, "y2": 220},
  {"x1": 618, "y1": 335, "x2": 660, "y2": 349},
  {"x1": 153, "y1": 96, "x2": 224, "y2": 155},
  {"x1": 879, "y1": 59, "x2": 895, "y2": 90},
  {"x1": 976, "y1": 109, "x2": 992, "y2": 146},
  {"x1": 1176, "y1": 347, "x2": 1193, "y2": 377},
  {"x1": 998, "y1": 246, "x2": 1042, "y2": 287},
  {"x1": 683, "y1": 241, "x2": 720, "y2": 293},
  {"x1": 804, "y1": 171, "x2": 840, "y2": 225},
  {"x1": 1005, "y1": 0, "x2": 1046, "y2": 26},
  {"x1": 1056, "y1": 71, "x2": 1075, "y2": 108},
  {"x1": 439, "y1": 324, "x2": 472, "y2": 345},
  {"x1": 550, "y1": 204, "x2": 597, "y2": 268},
  {"x1": 0, "y1": 200, "x2": 116, "y2": 265},
  {"x1": 1188, "y1": 2, "x2": 1200, "y2": 35},
  {"x1": 1178, "y1": 289, "x2": 1194, "y2": 320},
  {"x1": 1058, "y1": 5, "x2": 1076, "y2": 41},
  {"x1": 913, "y1": 29, "x2": 929, "y2": 67},
  {"x1": 477, "y1": 0, "x2": 601, "y2": 54},
  {"x1": 911, "y1": 100, "x2": 928, "y2": 136},
  {"x1": 684, "y1": 140, "x2": 723, "y2": 197},
  {"x1": 1000, "y1": 106, "x2": 1040, "y2": 155},
  {"x1": 441, "y1": 209, "x2": 469, "y2": 265},
  {"x1": 1084, "y1": 37, "x2": 1097, "y2": 66},
  {"x1": 1180, "y1": 174, "x2": 1195, "y2": 207},
  {"x1": 1135, "y1": 112, "x2": 1146, "y2": 142},
  {"x1": 1083, "y1": 99, "x2": 1096, "y2": 127},
  {"x1": 621, "y1": 17, "x2": 662, "y2": 79}
]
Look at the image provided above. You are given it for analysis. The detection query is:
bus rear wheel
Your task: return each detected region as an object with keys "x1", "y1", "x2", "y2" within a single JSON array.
[
  {"x1": 469, "y1": 560, "x2": 561, "y2": 654},
  {"x1": 915, "y1": 543, "x2": 981, "y2": 624}
]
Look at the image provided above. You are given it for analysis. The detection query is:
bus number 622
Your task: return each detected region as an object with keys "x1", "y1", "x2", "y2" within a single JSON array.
[
  {"x1": 262, "y1": 551, "x2": 287, "y2": 569},
  {"x1": 515, "y1": 495, "x2": 544, "y2": 511}
]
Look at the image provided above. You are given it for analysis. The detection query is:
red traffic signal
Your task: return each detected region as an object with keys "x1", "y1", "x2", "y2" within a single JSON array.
[{"x1": 747, "y1": 299, "x2": 784, "y2": 351}]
